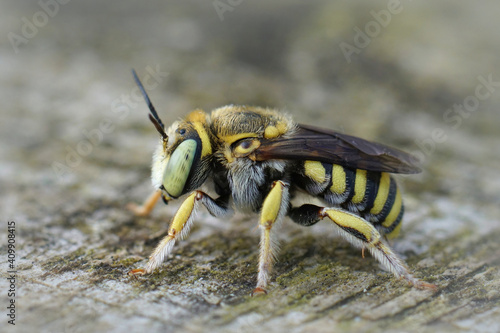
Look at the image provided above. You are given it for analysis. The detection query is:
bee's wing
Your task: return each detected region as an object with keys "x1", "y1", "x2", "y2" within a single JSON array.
[{"x1": 253, "y1": 124, "x2": 421, "y2": 174}]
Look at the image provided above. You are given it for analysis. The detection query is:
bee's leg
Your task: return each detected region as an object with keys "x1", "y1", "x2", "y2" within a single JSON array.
[
  {"x1": 127, "y1": 189, "x2": 162, "y2": 217},
  {"x1": 129, "y1": 190, "x2": 232, "y2": 276},
  {"x1": 288, "y1": 204, "x2": 436, "y2": 290},
  {"x1": 253, "y1": 180, "x2": 289, "y2": 296}
]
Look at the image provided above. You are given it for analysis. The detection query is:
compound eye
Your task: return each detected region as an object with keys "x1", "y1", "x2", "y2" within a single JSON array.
[
  {"x1": 162, "y1": 139, "x2": 198, "y2": 198},
  {"x1": 233, "y1": 138, "x2": 261, "y2": 157}
]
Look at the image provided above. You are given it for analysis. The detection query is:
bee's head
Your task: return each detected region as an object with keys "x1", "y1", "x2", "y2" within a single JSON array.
[
  {"x1": 132, "y1": 70, "x2": 212, "y2": 202},
  {"x1": 152, "y1": 115, "x2": 212, "y2": 201}
]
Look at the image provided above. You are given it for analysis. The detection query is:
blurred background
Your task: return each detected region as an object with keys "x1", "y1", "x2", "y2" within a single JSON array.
[{"x1": 1, "y1": 1, "x2": 499, "y2": 332}]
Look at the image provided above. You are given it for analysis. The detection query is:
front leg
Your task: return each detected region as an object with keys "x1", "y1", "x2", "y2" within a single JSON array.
[
  {"x1": 253, "y1": 180, "x2": 290, "y2": 296},
  {"x1": 127, "y1": 189, "x2": 163, "y2": 217},
  {"x1": 130, "y1": 190, "x2": 232, "y2": 276}
]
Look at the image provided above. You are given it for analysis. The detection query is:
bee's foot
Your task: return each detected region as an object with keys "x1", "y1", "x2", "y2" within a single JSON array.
[
  {"x1": 126, "y1": 203, "x2": 150, "y2": 217},
  {"x1": 128, "y1": 268, "x2": 147, "y2": 277},
  {"x1": 415, "y1": 280, "x2": 438, "y2": 291},
  {"x1": 251, "y1": 287, "x2": 268, "y2": 296}
]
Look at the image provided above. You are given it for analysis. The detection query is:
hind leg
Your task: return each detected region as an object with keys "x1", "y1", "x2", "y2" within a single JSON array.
[{"x1": 289, "y1": 204, "x2": 436, "y2": 290}]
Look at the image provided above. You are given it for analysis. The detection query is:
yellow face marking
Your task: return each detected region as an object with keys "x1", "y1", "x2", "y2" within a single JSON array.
[
  {"x1": 192, "y1": 121, "x2": 212, "y2": 157},
  {"x1": 260, "y1": 181, "x2": 285, "y2": 226},
  {"x1": 330, "y1": 164, "x2": 346, "y2": 194},
  {"x1": 370, "y1": 173, "x2": 391, "y2": 215},
  {"x1": 304, "y1": 161, "x2": 326, "y2": 183},
  {"x1": 264, "y1": 125, "x2": 280, "y2": 139},
  {"x1": 220, "y1": 132, "x2": 258, "y2": 145},
  {"x1": 382, "y1": 188, "x2": 402, "y2": 227},
  {"x1": 352, "y1": 169, "x2": 367, "y2": 204},
  {"x1": 324, "y1": 209, "x2": 379, "y2": 244}
]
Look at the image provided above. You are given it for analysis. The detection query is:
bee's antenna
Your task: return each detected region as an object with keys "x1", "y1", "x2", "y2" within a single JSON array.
[{"x1": 132, "y1": 69, "x2": 168, "y2": 141}]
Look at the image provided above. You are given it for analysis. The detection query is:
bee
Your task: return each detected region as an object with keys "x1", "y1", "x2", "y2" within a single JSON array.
[{"x1": 127, "y1": 70, "x2": 436, "y2": 295}]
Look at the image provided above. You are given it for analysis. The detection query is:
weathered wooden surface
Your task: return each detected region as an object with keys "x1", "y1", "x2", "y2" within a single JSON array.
[{"x1": 1, "y1": 1, "x2": 500, "y2": 332}]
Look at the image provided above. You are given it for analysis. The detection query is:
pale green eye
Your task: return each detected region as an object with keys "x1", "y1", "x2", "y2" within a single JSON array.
[{"x1": 162, "y1": 139, "x2": 198, "y2": 198}]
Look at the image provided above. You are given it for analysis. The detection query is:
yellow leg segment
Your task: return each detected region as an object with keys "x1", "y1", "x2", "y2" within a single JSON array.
[
  {"x1": 253, "y1": 180, "x2": 289, "y2": 296},
  {"x1": 127, "y1": 189, "x2": 162, "y2": 217},
  {"x1": 129, "y1": 191, "x2": 200, "y2": 276},
  {"x1": 129, "y1": 190, "x2": 232, "y2": 277},
  {"x1": 320, "y1": 207, "x2": 436, "y2": 290}
]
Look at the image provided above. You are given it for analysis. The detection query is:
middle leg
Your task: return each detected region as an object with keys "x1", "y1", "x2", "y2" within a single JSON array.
[{"x1": 253, "y1": 180, "x2": 290, "y2": 296}]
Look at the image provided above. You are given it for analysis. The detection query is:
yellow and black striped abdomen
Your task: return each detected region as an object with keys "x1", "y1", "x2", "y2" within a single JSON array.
[{"x1": 297, "y1": 160, "x2": 404, "y2": 238}]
